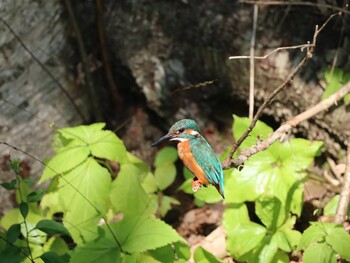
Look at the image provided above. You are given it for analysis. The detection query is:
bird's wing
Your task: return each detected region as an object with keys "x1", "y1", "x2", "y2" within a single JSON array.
[{"x1": 190, "y1": 137, "x2": 224, "y2": 186}]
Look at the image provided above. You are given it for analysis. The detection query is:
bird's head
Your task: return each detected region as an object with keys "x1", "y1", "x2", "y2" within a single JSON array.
[{"x1": 151, "y1": 119, "x2": 200, "y2": 147}]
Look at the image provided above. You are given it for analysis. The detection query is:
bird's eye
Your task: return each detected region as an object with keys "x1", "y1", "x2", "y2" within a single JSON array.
[{"x1": 175, "y1": 128, "x2": 184, "y2": 135}]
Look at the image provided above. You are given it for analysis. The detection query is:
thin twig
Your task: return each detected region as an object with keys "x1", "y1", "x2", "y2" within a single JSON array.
[
  {"x1": 229, "y1": 44, "x2": 312, "y2": 60},
  {"x1": 334, "y1": 142, "x2": 350, "y2": 224},
  {"x1": 95, "y1": 0, "x2": 121, "y2": 111},
  {"x1": 223, "y1": 81, "x2": 350, "y2": 169},
  {"x1": 239, "y1": 0, "x2": 350, "y2": 15},
  {"x1": 249, "y1": 4, "x2": 258, "y2": 119},
  {"x1": 63, "y1": 0, "x2": 101, "y2": 121},
  {"x1": 0, "y1": 17, "x2": 86, "y2": 123},
  {"x1": 223, "y1": 12, "x2": 340, "y2": 167}
]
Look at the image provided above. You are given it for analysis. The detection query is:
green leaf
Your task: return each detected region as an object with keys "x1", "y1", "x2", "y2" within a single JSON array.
[
  {"x1": 40, "y1": 145, "x2": 90, "y2": 181},
  {"x1": 326, "y1": 226, "x2": 350, "y2": 260},
  {"x1": 303, "y1": 243, "x2": 336, "y2": 263},
  {"x1": 19, "y1": 202, "x2": 29, "y2": 219},
  {"x1": 154, "y1": 147, "x2": 178, "y2": 166},
  {"x1": 322, "y1": 68, "x2": 350, "y2": 100},
  {"x1": 40, "y1": 251, "x2": 66, "y2": 263},
  {"x1": 6, "y1": 223, "x2": 21, "y2": 243},
  {"x1": 27, "y1": 189, "x2": 45, "y2": 202},
  {"x1": 142, "y1": 172, "x2": 158, "y2": 194},
  {"x1": 271, "y1": 250, "x2": 289, "y2": 263},
  {"x1": 178, "y1": 179, "x2": 193, "y2": 194},
  {"x1": 0, "y1": 208, "x2": 47, "y2": 245},
  {"x1": 194, "y1": 246, "x2": 222, "y2": 263},
  {"x1": 56, "y1": 158, "x2": 111, "y2": 243},
  {"x1": 154, "y1": 163, "x2": 176, "y2": 190},
  {"x1": 271, "y1": 231, "x2": 292, "y2": 252},
  {"x1": 0, "y1": 179, "x2": 17, "y2": 190},
  {"x1": 70, "y1": 236, "x2": 121, "y2": 263},
  {"x1": 148, "y1": 242, "x2": 190, "y2": 263},
  {"x1": 297, "y1": 222, "x2": 335, "y2": 250},
  {"x1": 159, "y1": 195, "x2": 180, "y2": 217},
  {"x1": 255, "y1": 196, "x2": 286, "y2": 230},
  {"x1": 89, "y1": 130, "x2": 126, "y2": 162},
  {"x1": 224, "y1": 205, "x2": 267, "y2": 260},
  {"x1": 107, "y1": 216, "x2": 185, "y2": 254},
  {"x1": 194, "y1": 184, "x2": 223, "y2": 203},
  {"x1": 110, "y1": 163, "x2": 153, "y2": 217},
  {"x1": 258, "y1": 237, "x2": 278, "y2": 263},
  {"x1": 233, "y1": 115, "x2": 273, "y2": 150},
  {"x1": 183, "y1": 167, "x2": 193, "y2": 180},
  {"x1": 35, "y1": 219, "x2": 70, "y2": 236},
  {"x1": 323, "y1": 195, "x2": 350, "y2": 216},
  {"x1": 225, "y1": 138, "x2": 322, "y2": 217},
  {"x1": 59, "y1": 123, "x2": 127, "y2": 163}
]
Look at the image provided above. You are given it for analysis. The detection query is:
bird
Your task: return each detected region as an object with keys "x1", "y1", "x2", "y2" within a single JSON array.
[{"x1": 151, "y1": 119, "x2": 224, "y2": 198}]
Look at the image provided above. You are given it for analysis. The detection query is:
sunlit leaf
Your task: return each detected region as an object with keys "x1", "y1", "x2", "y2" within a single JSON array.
[
  {"x1": 148, "y1": 242, "x2": 190, "y2": 263},
  {"x1": 224, "y1": 203, "x2": 267, "y2": 260},
  {"x1": 110, "y1": 163, "x2": 154, "y2": 217},
  {"x1": 233, "y1": 115, "x2": 273, "y2": 150},
  {"x1": 70, "y1": 236, "x2": 121, "y2": 263},
  {"x1": 326, "y1": 226, "x2": 350, "y2": 261},
  {"x1": 57, "y1": 158, "x2": 111, "y2": 243},
  {"x1": 297, "y1": 222, "x2": 335, "y2": 251},
  {"x1": 154, "y1": 147, "x2": 178, "y2": 166},
  {"x1": 255, "y1": 196, "x2": 286, "y2": 230},
  {"x1": 159, "y1": 195, "x2": 180, "y2": 217},
  {"x1": 154, "y1": 163, "x2": 176, "y2": 190},
  {"x1": 40, "y1": 145, "x2": 90, "y2": 181},
  {"x1": 105, "y1": 216, "x2": 185, "y2": 254},
  {"x1": 322, "y1": 68, "x2": 350, "y2": 100},
  {"x1": 303, "y1": 243, "x2": 336, "y2": 263},
  {"x1": 194, "y1": 246, "x2": 222, "y2": 263}
]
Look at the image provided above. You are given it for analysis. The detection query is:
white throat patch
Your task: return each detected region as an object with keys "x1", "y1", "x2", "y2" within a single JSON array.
[{"x1": 170, "y1": 137, "x2": 188, "y2": 142}]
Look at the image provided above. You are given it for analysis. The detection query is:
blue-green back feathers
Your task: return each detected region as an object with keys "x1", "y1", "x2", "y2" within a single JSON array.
[{"x1": 190, "y1": 135, "x2": 225, "y2": 197}]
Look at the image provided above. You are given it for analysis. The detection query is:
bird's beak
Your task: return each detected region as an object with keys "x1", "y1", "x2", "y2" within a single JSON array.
[{"x1": 151, "y1": 133, "x2": 175, "y2": 147}]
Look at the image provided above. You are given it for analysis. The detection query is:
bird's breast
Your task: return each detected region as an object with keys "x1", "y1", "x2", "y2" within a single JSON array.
[{"x1": 177, "y1": 141, "x2": 209, "y2": 185}]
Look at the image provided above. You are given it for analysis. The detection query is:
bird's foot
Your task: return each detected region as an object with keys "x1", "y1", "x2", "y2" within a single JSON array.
[{"x1": 192, "y1": 179, "x2": 203, "y2": 192}]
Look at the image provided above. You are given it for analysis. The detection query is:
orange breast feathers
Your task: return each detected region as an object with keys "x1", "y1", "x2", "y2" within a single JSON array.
[{"x1": 177, "y1": 141, "x2": 209, "y2": 185}]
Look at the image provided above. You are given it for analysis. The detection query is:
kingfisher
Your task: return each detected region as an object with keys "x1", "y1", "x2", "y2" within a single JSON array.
[{"x1": 151, "y1": 119, "x2": 224, "y2": 198}]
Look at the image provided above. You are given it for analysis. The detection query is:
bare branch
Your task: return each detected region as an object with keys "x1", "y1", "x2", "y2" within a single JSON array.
[
  {"x1": 334, "y1": 142, "x2": 350, "y2": 224},
  {"x1": 223, "y1": 12, "x2": 340, "y2": 166},
  {"x1": 249, "y1": 4, "x2": 258, "y2": 119},
  {"x1": 239, "y1": 0, "x2": 350, "y2": 15},
  {"x1": 229, "y1": 44, "x2": 312, "y2": 60},
  {"x1": 223, "y1": 81, "x2": 350, "y2": 169}
]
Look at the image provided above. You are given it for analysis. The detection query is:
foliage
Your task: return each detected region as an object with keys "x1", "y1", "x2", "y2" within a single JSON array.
[
  {"x1": 322, "y1": 68, "x2": 350, "y2": 103},
  {"x1": 297, "y1": 222, "x2": 350, "y2": 262},
  {"x1": 0, "y1": 124, "x2": 185, "y2": 262},
  {"x1": 1, "y1": 119, "x2": 350, "y2": 263},
  {"x1": 223, "y1": 115, "x2": 323, "y2": 262}
]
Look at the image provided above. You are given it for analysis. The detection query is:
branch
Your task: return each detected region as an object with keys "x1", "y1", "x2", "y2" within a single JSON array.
[
  {"x1": 223, "y1": 81, "x2": 350, "y2": 169},
  {"x1": 223, "y1": 12, "x2": 340, "y2": 166},
  {"x1": 239, "y1": 0, "x2": 350, "y2": 15},
  {"x1": 334, "y1": 142, "x2": 350, "y2": 224},
  {"x1": 95, "y1": 0, "x2": 121, "y2": 111},
  {"x1": 63, "y1": 0, "x2": 101, "y2": 121},
  {"x1": 249, "y1": 4, "x2": 258, "y2": 119}
]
